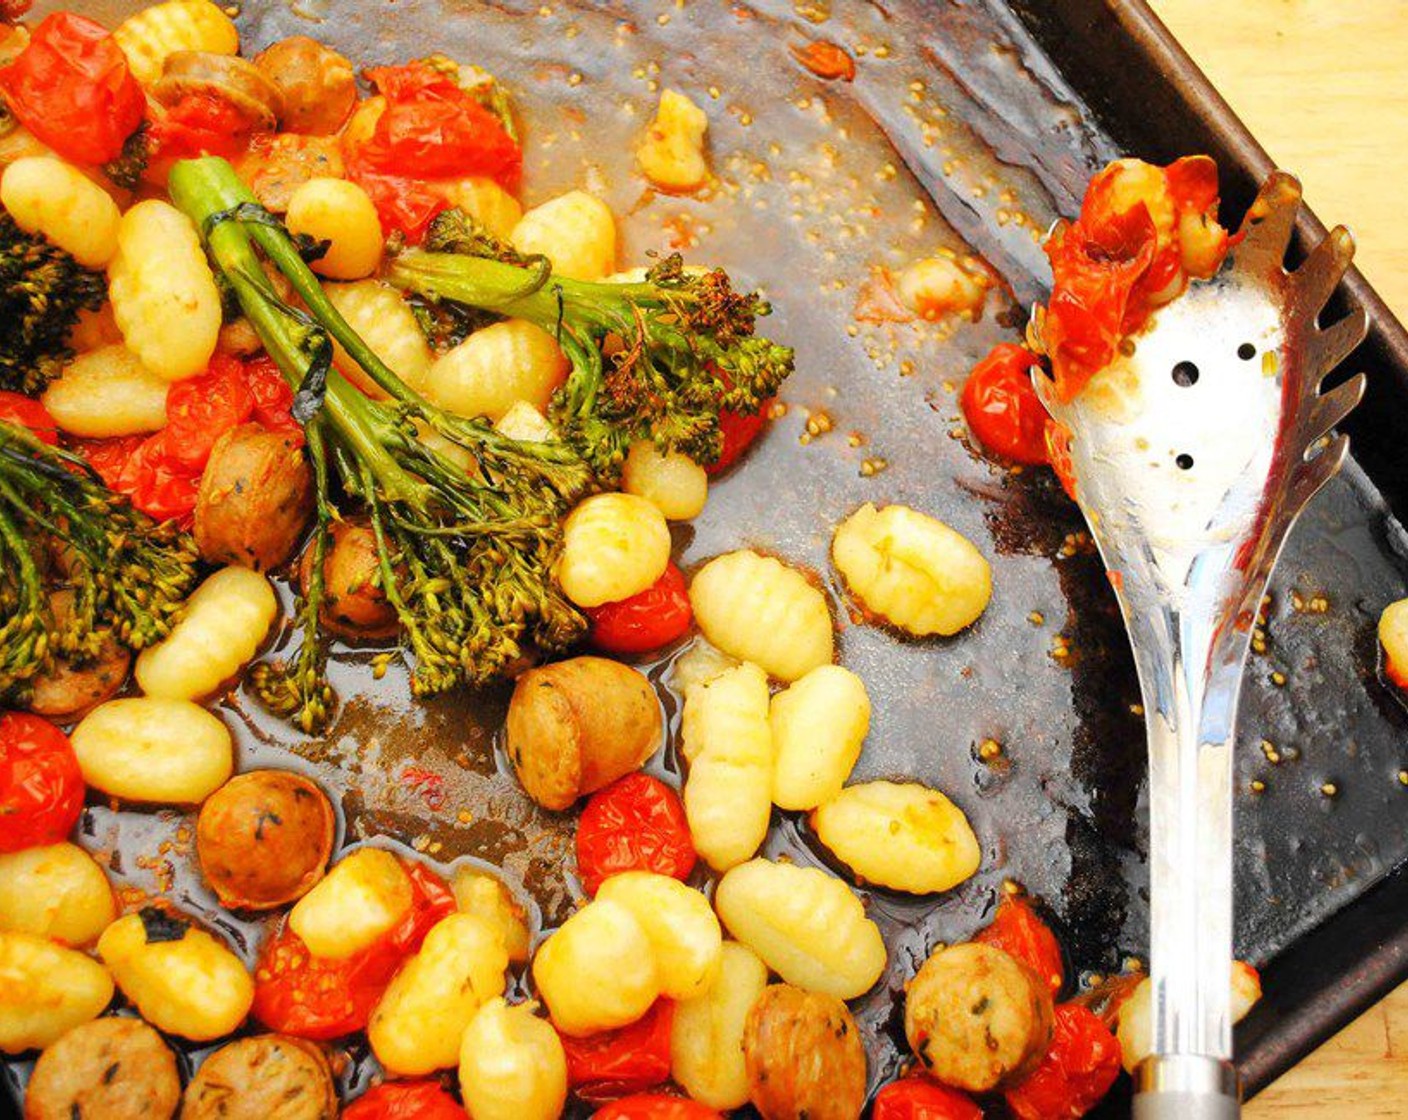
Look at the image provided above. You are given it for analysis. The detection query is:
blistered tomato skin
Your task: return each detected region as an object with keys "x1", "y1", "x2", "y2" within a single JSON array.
[
  {"x1": 961, "y1": 343, "x2": 1050, "y2": 466},
  {"x1": 974, "y1": 895, "x2": 1065, "y2": 997},
  {"x1": 587, "y1": 564, "x2": 694, "y2": 656},
  {"x1": 872, "y1": 1076, "x2": 982, "y2": 1120},
  {"x1": 593, "y1": 1094, "x2": 722, "y2": 1120},
  {"x1": 562, "y1": 998, "x2": 675, "y2": 1102},
  {"x1": 343, "y1": 1081, "x2": 466, "y2": 1120},
  {"x1": 1003, "y1": 1003, "x2": 1122, "y2": 1120},
  {"x1": 0, "y1": 713, "x2": 85, "y2": 854},
  {"x1": 577, "y1": 774, "x2": 697, "y2": 896}
]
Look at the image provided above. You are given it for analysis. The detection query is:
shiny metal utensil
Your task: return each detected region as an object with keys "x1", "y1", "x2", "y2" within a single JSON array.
[{"x1": 1033, "y1": 172, "x2": 1367, "y2": 1119}]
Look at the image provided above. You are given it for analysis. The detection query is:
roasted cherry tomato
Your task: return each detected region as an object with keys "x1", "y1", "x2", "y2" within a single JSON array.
[
  {"x1": 576, "y1": 773, "x2": 696, "y2": 896},
  {"x1": 163, "y1": 354, "x2": 257, "y2": 471},
  {"x1": 146, "y1": 90, "x2": 258, "y2": 181},
  {"x1": 592, "y1": 1093, "x2": 721, "y2": 1120},
  {"x1": 1045, "y1": 420, "x2": 1077, "y2": 502},
  {"x1": 1004, "y1": 1003, "x2": 1122, "y2": 1120},
  {"x1": 342, "y1": 1081, "x2": 466, "y2": 1120},
  {"x1": 562, "y1": 999, "x2": 674, "y2": 1102},
  {"x1": 252, "y1": 861, "x2": 456, "y2": 1039},
  {"x1": 0, "y1": 712, "x2": 85, "y2": 853},
  {"x1": 0, "y1": 391, "x2": 58, "y2": 445},
  {"x1": 347, "y1": 169, "x2": 448, "y2": 242},
  {"x1": 960, "y1": 343, "x2": 1049, "y2": 465},
  {"x1": 974, "y1": 894, "x2": 1065, "y2": 996},
  {"x1": 707, "y1": 404, "x2": 769, "y2": 476},
  {"x1": 109, "y1": 435, "x2": 204, "y2": 524},
  {"x1": 587, "y1": 563, "x2": 693, "y2": 655},
  {"x1": 0, "y1": 12, "x2": 144, "y2": 164},
  {"x1": 871, "y1": 1075, "x2": 982, "y2": 1120},
  {"x1": 244, "y1": 355, "x2": 302, "y2": 439}
]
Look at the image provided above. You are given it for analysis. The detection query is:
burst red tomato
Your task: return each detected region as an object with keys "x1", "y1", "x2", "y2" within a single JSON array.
[
  {"x1": 0, "y1": 712, "x2": 85, "y2": 853},
  {"x1": 0, "y1": 12, "x2": 144, "y2": 164},
  {"x1": 871, "y1": 1076, "x2": 982, "y2": 1120},
  {"x1": 974, "y1": 894, "x2": 1065, "y2": 996},
  {"x1": 342, "y1": 1081, "x2": 466, "y2": 1120},
  {"x1": 244, "y1": 355, "x2": 302, "y2": 439},
  {"x1": 960, "y1": 343, "x2": 1049, "y2": 465},
  {"x1": 145, "y1": 90, "x2": 258, "y2": 182},
  {"x1": 0, "y1": 391, "x2": 58, "y2": 445},
  {"x1": 707, "y1": 404, "x2": 769, "y2": 475},
  {"x1": 576, "y1": 773, "x2": 696, "y2": 896},
  {"x1": 586, "y1": 563, "x2": 693, "y2": 655},
  {"x1": 592, "y1": 1093, "x2": 721, "y2": 1120},
  {"x1": 162, "y1": 355, "x2": 257, "y2": 471},
  {"x1": 562, "y1": 999, "x2": 674, "y2": 1102},
  {"x1": 1004, "y1": 1003, "x2": 1122, "y2": 1120},
  {"x1": 252, "y1": 861, "x2": 456, "y2": 1039},
  {"x1": 1045, "y1": 420, "x2": 1077, "y2": 502}
]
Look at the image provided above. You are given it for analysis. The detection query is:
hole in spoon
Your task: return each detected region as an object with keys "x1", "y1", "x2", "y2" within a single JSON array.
[
  {"x1": 1237, "y1": 343, "x2": 1257, "y2": 361},
  {"x1": 1176, "y1": 453, "x2": 1194, "y2": 470},
  {"x1": 1171, "y1": 361, "x2": 1199, "y2": 387}
]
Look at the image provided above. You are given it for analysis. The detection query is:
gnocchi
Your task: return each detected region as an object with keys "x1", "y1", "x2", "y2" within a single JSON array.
[
  {"x1": 97, "y1": 910, "x2": 254, "y2": 1042},
  {"x1": 714, "y1": 858, "x2": 887, "y2": 1000},
  {"x1": 451, "y1": 867, "x2": 532, "y2": 964},
  {"x1": 496, "y1": 400, "x2": 556, "y2": 443},
  {"x1": 423, "y1": 319, "x2": 569, "y2": 422},
  {"x1": 812, "y1": 780, "x2": 981, "y2": 895},
  {"x1": 435, "y1": 176, "x2": 524, "y2": 241},
  {"x1": 107, "y1": 200, "x2": 223, "y2": 382},
  {"x1": 511, "y1": 191, "x2": 617, "y2": 282},
  {"x1": 1378, "y1": 596, "x2": 1408, "y2": 686},
  {"x1": 769, "y1": 665, "x2": 870, "y2": 811},
  {"x1": 681, "y1": 662, "x2": 774, "y2": 871},
  {"x1": 670, "y1": 941, "x2": 769, "y2": 1110},
  {"x1": 0, "y1": 932, "x2": 114, "y2": 1054},
  {"x1": 622, "y1": 440, "x2": 709, "y2": 521},
  {"x1": 894, "y1": 255, "x2": 990, "y2": 320},
  {"x1": 41, "y1": 344, "x2": 169, "y2": 438},
  {"x1": 637, "y1": 89, "x2": 711, "y2": 194},
  {"x1": 1117, "y1": 961, "x2": 1261, "y2": 1073},
  {"x1": 288, "y1": 848, "x2": 413, "y2": 960},
  {"x1": 71, "y1": 697, "x2": 234, "y2": 804},
  {"x1": 596, "y1": 871, "x2": 723, "y2": 1000},
  {"x1": 1, "y1": 157, "x2": 121, "y2": 269},
  {"x1": 113, "y1": 0, "x2": 240, "y2": 85},
  {"x1": 832, "y1": 503, "x2": 992, "y2": 636},
  {"x1": 532, "y1": 898, "x2": 660, "y2": 1037},
  {"x1": 689, "y1": 551, "x2": 834, "y2": 682},
  {"x1": 66, "y1": 302, "x2": 124, "y2": 353},
  {"x1": 369, "y1": 913, "x2": 509, "y2": 1075},
  {"x1": 459, "y1": 998, "x2": 568, "y2": 1120},
  {"x1": 557, "y1": 492, "x2": 672, "y2": 608},
  {"x1": 322, "y1": 280, "x2": 435, "y2": 398},
  {"x1": 285, "y1": 178, "x2": 384, "y2": 280},
  {"x1": 135, "y1": 567, "x2": 278, "y2": 700},
  {"x1": 0, "y1": 843, "x2": 115, "y2": 946}
]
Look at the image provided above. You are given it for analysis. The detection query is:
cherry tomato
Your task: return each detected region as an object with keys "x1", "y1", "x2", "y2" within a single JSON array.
[
  {"x1": 252, "y1": 861, "x2": 456, "y2": 1039},
  {"x1": 576, "y1": 773, "x2": 696, "y2": 896},
  {"x1": 592, "y1": 1093, "x2": 721, "y2": 1120},
  {"x1": 0, "y1": 12, "x2": 144, "y2": 165},
  {"x1": 871, "y1": 1076, "x2": 982, "y2": 1120},
  {"x1": 0, "y1": 391, "x2": 58, "y2": 445},
  {"x1": 707, "y1": 404, "x2": 769, "y2": 476},
  {"x1": 163, "y1": 354, "x2": 257, "y2": 471},
  {"x1": 1045, "y1": 420, "x2": 1077, "y2": 502},
  {"x1": 974, "y1": 894, "x2": 1064, "y2": 996},
  {"x1": 345, "y1": 168, "x2": 448, "y2": 242},
  {"x1": 343, "y1": 1081, "x2": 465, "y2": 1120},
  {"x1": 960, "y1": 343, "x2": 1049, "y2": 465},
  {"x1": 586, "y1": 563, "x2": 693, "y2": 655},
  {"x1": 0, "y1": 712, "x2": 85, "y2": 853},
  {"x1": 1004, "y1": 1003, "x2": 1122, "y2": 1120},
  {"x1": 561, "y1": 999, "x2": 674, "y2": 1102},
  {"x1": 145, "y1": 90, "x2": 258, "y2": 182},
  {"x1": 244, "y1": 355, "x2": 302, "y2": 440}
]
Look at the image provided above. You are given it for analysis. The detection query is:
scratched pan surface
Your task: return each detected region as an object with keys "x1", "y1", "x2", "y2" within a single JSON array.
[{"x1": 6, "y1": 0, "x2": 1408, "y2": 1115}]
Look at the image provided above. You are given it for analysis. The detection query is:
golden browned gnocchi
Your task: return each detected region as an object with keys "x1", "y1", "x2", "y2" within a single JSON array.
[
  {"x1": 452, "y1": 867, "x2": 532, "y2": 964},
  {"x1": 511, "y1": 191, "x2": 617, "y2": 282},
  {"x1": 288, "y1": 848, "x2": 413, "y2": 960},
  {"x1": 113, "y1": 0, "x2": 240, "y2": 85},
  {"x1": 434, "y1": 176, "x2": 524, "y2": 241},
  {"x1": 832, "y1": 503, "x2": 992, "y2": 636},
  {"x1": 596, "y1": 871, "x2": 723, "y2": 1000},
  {"x1": 557, "y1": 492, "x2": 672, "y2": 608},
  {"x1": 713, "y1": 858, "x2": 887, "y2": 1000},
  {"x1": 812, "y1": 780, "x2": 980, "y2": 895},
  {"x1": 0, "y1": 843, "x2": 115, "y2": 946},
  {"x1": 1116, "y1": 961, "x2": 1261, "y2": 1073},
  {"x1": 531, "y1": 898, "x2": 660, "y2": 1037},
  {"x1": 1, "y1": 157, "x2": 121, "y2": 269},
  {"x1": 622, "y1": 440, "x2": 709, "y2": 521},
  {"x1": 134, "y1": 566, "x2": 278, "y2": 700},
  {"x1": 0, "y1": 932, "x2": 114, "y2": 1054},
  {"x1": 423, "y1": 319, "x2": 568, "y2": 422},
  {"x1": 743, "y1": 984, "x2": 868, "y2": 1120},
  {"x1": 681, "y1": 662, "x2": 774, "y2": 872},
  {"x1": 670, "y1": 941, "x2": 770, "y2": 1110},
  {"x1": 71, "y1": 697, "x2": 234, "y2": 804},
  {"x1": 894, "y1": 255, "x2": 991, "y2": 320},
  {"x1": 97, "y1": 910, "x2": 254, "y2": 1042},
  {"x1": 637, "y1": 89, "x2": 711, "y2": 194},
  {"x1": 40, "y1": 344, "x2": 169, "y2": 438},
  {"x1": 769, "y1": 665, "x2": 870, "y2": 811},
  {"x1": 689, "y1": 551, "x2": 834, "y2": 682},
  {"x1": 107, "y1": 200, "x2": 223, "y2": 382},
  {"x1": 495, "y1": 400, "x2": 556, "y2": 442},
  {"x1": 285, "y1": 178, "x2": 384, "y2": 281},
  {"x1": 368, "y1": 913, "x2": 508, "y2": 1075},
  {"x1": 322, "y1": 280, "x2": 434, "y2": 398},
  {"x1": 459, "y1": 998, "x2": 568, "y2": 1120}
]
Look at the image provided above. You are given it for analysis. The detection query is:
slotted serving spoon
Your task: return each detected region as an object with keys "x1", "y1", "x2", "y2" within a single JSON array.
[{"x1": 1032, "y1": 173, "x2": 1368, "y2": 1118}]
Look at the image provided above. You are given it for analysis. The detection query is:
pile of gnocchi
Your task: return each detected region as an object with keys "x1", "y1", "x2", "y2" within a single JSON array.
[{"x1": 0, "y1": 2, "x2": 1267, "y2": 1119}]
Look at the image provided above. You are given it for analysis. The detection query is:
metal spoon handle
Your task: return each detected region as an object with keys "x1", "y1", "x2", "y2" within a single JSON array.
[{"x1": 1134, "y1": 1054, "x2": 1241, "y2": 1119}]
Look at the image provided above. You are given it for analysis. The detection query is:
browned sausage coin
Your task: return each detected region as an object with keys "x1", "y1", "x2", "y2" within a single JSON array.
[
  {"x1": 195, "y1": 424, "x2": 314, "y2": 572},
  {"x1": 196, "y1": 770, "x2": 335, "y2": 910},
  {"x1": 253, "y1": 36, "x2": 358, "y2": 136},
  {"x1": 26, "y1": 592, "x2": 130, "y2": 722},
  {"x1": 742, "y1": 983, "x2": 867, "y2": 1120},
  {"x1": 182, "y1": 1034, "x2": 337, "y2": 1120},
  {"x1": 25, "y1": 1017, "x2": 180, "y2": 1120},
  {"x1": 300, "y1": 519, "x2": 400, "y2": 641}
]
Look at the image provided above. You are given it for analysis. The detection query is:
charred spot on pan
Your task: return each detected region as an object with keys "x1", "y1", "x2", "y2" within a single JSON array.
[{"x1": 139, "y1": 905, "x2": 190, "y2": 944}]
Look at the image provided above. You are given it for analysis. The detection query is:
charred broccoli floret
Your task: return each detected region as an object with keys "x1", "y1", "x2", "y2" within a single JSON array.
[
  {"x1": 101, "y1": 122, "x2": 152, "y2": 191},
  {"x1": 0, "y1": 213, "x2": 108, "y2": 395}
]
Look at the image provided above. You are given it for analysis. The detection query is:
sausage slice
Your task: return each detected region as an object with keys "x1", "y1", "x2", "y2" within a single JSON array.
[
  {"x1": 25, "y1": 1017, "x2": 179, "y2": 1120},
  {"x1": 195, "y1": 424, "x2": 313, "y2": 572},
  {"x1": 743, "y1": 984, "x2": 867, "y2": 1120},
  {"x1": 182, "y1": 1034, "x2": 337, "y2": 1120}
]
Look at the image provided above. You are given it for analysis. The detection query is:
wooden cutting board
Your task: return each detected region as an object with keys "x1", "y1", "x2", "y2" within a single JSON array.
[{"x1": 1148, "y1": 3, "x2": 1408, "y2": 1115}]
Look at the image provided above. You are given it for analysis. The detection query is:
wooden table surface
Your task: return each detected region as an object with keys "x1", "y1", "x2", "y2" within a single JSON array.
[{"x1": 1147, "y1": 2, "x2": 1408, "y2": 1115}]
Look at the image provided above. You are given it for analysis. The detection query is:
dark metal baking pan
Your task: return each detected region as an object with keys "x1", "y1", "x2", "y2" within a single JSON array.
[{"x1": 5, "y1": 0, "x2": 1408, "y2": 1115}]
